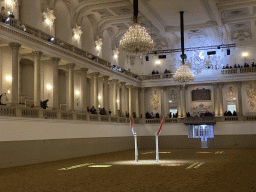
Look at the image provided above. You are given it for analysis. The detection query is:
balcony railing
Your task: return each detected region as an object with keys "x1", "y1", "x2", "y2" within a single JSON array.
[
  {"x1": 221, "y1": 67, "x2": 256, "y2": 74},
  {"x1": 0, "y1": 105, "x2": 255, "y2": 124}
]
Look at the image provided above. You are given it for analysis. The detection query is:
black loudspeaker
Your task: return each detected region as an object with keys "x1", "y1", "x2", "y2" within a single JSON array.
[
  {"x1": 145, "y1": 56, "x2": 149, "y2": 61},
  {"x1": 227, "y1": 49, "x2": 230, "y2": 55},
  {"x1": 207, "y1": 51, "x2": 216, "y2": 55},
  {"x1": 158, "y1": 55, "x2": 166, "y2": 59}
]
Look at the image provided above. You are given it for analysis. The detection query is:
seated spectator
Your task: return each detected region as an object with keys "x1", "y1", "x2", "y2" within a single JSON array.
[
  {"x1": 244, "y1": 63, "x2": 247, "y2": 68},
  {"x1": 186, "y1": 112, "x2": 190, "y2": 117},
  {"x1": 132, "y1": 112, "x2": 136, "y2": 118},
  {"x1": 230, "y1": 66, "x2": 232, "y2": 69},
  {"x1": 155, "y1": 112, "x2": 159, "y2": 118},
  {"x1": 146, "y1": 111, "x2": 150, "y2": 119},
  {"x1": 224, "y1": 111, "x2": 228, "y2": 116},
  {"x1": 167, "y1": 70, "x2": 171, "y2": 73},
  {"x1": 222, "y1": 66, "x2": 225, "y2": 69},
  {"x1": 234, "y1": 64, "x2": 237, "y2": 68},
  {"x1": 40, "y1": 99, "x2": 49, "y2": 109},
  {"x1": 238, "y1": 64, "x2": 240, "y2": 68},
  {"x1": 233, "y1": 111, "x2": 237, "y2": 116},
  {"x1": 100, "y1": 108, "x2": 106, "y2": 115},
  {"x1": 252, "y1": 62, "x2": 255, "y2": 67},
  {"x1": 152, "y1": 70, "x2": 156, "y2": 75},
  {"x1": 227, "y1": 111, "x2": 232, "y2": 116},
  {"x1": 90, "y1": 106, "x2": 97, "y2": 114},
  {"x1": 156, "y1": 70, "x2": 159, "y2": 74},
  {"x1": 109, "y1": 109, "x2": 111, "y2": 115},
  {"x1": 164, "y1": 69, "x2": 168, "y2": 73},
  {"x1": 169, "y1": 112, "x2": 172, "y2": 118},
  {"x1": 126, "y1": 111, "x2": 129, "y2": 118}
]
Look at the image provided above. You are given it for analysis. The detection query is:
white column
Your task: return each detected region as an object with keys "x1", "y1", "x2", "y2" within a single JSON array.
[
  {"x1": 92, "y1": 72, "x2": 100, "y2": 111},
  {"x1": 9, "y1": 42, "x2": 21, "y2": 106},
  {"x1": 112, "y1": 79, "x2": 118, "y2": 116},
  {"x1": 102, "y1": 76, "x2": 109, "y2": 111},
  {"x1": 177, "y1": 85, "x2": 182, "y2": 118},
  {"x1": 127, "y1": 84, "x2": 132, "y2": 117},
  {"x1": 218, "y1": 83, "x2": 224, "y2": 116},
  {"x1": 52, "y1": 57, "x2": 60, "y2": 110},
  {"x1": 134, "y1": 87, "x2": 139, "y2": 118},
  {"x1": 182, "y1": 85, "x2": 186, "y2": 117},
  {"x1": 32, "y1": 51, "x2": 43, "y2": 107},
  {"x1": 140, "y1": 88, "x2": 145, "y2": 119},
  {"x1": 120, "y1": 82, "x2": 126, "y2": 117},
  {"x1": 213, "y1": 83, "x2": 219, "y2": 116},
  {"x1": 80, "y1": 68, "x2": 88, "y2": 112},
  {"x1": 237, "y1": 82, "x2": 243, "y2": 116},
  {"x1": 66, "y1": 63, "x2": 76, "y2": 111}
]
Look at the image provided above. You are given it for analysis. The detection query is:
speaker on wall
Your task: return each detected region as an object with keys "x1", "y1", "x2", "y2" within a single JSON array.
[
  {"x1": 207, "y1": 51, "x2": 216, "y2": 55},
  {"x1": 158, "y1": 55, "x2": 166, "y2": 59},
  {"x1": 145, "y1": 56, "x2": 149, "y2": 61},
  {"x1": 227, "y1": 49, "x2": 230, "y2": 55}
]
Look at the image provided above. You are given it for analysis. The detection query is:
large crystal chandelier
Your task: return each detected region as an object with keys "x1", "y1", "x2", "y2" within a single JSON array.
[
  {"x1": 119, "y1": 0, "x2": 153, "y2": 56},
  {"x1": 173, "y1": 11, "x2": 194, "y2": 83}
]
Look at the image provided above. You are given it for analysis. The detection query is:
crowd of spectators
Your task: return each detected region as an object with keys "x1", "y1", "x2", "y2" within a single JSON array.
[
  {"x1": 224, "y1": 110, "x2": 237, "y2": 116},
  {"x1": 152, "y1": 70, "x2": 159, "y2": 75},
  {"x1": 223, "y1": 62, "x2": 256, "y2": 69}
]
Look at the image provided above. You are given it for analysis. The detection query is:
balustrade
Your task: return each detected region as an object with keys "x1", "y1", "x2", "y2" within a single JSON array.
[
  {"x1": 21, "y1": 108, "x2": 39, "y2": 118},
  {"x1": 61, "y1": 112, "x2": 73, "y2": 120}
]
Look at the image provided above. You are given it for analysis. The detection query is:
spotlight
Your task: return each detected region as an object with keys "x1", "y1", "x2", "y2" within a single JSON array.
[
  {"x1": 6, "y1": 17, "x2": 10, "y2": 22},
  {"x1": 75, "y1": 91, "x2": 80, "y2": 95},
  {"x1": 96, "y1": 45, "x2": 100, "y2": 50},
  {"x1": 48, "y1": 37, "x2": 55, "y2": 42},
  {"x1": 114, "y1": 54, "x2": 118, "y2": 59}
]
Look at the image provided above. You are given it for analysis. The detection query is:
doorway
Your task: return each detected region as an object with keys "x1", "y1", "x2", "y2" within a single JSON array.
[{"x1": 191, "y1": 125, "x2": 214, "y2": 148}]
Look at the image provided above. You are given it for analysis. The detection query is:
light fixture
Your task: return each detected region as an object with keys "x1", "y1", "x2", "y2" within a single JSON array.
[
  {"x1": 73, "y1": 25, "x2": 83, "y2": 40},
  {"x1": 119, "y1": 0, "x2": 153, "y2": 56},
  {"x1": 75, "y1": 91, "x2": 80, "y2": 95},
  {"x1": 7, "y1": 90, "x2": 10, "y2": 94},
  {"x1": 116, "y1": 100, "x2": 119, "y2": 103},
  {"x1": 7, "y1": 0, "x2": 12, "y2": 5},
  {"x1": 6, "y1": 76, "x2": 12, "y2": 81},
  {"x1": 113, "y1": 47, "x2": 119, "y2": 59},
  {"x1": 46, "y1": 85, "x2": 52, "y2": 90},
  {"x1": 242, "y1": 52, "x2": 248, "y2": 57},
  {"x1": 74, "y1": 34, "x2": 79, "y2": 39},
  {"x1": 156, "y1": 60, "x2": 160, "y2": 65},
  {"x1": 45, "y1": 19, "x2": 50, "y2": 25},
  {"x1": 173, "y1": 11, "x2": 194, "y2": 84},
  {"x1": 95, "y1": 38, "x2": 103, "y2": 50},
  {"x1": 98, "y1": 96, "x2": 102, "y2": 99}
]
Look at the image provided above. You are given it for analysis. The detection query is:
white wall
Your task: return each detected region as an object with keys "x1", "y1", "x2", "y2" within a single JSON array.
[{"x1": 214, "y1": 121, "x2": 256, "y2": 135}]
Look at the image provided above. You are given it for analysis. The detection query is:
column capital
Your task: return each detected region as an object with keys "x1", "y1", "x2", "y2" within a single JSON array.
[
  {"x1": 102, "y1": 75, "x2": 109, "y2": 80},
  {"x1": 126, "y1": 84, "x2": 133, "y2": 89},
  {"x1": 51, "y1": 57, "x2": 61, "y2": 63},
  {"x1": 80, "y1": 68, "x2": 88, "y2": 73},
  {"x1": 119, "y1": 82, "x2": 126, "y2": 86},
  {"x1": 9, "y1": 42, "x2": 21, "y2": 50},
  {"x1": 91, "y1": 72, "x2": 100, "y2": 77},
  {"x1": 32, "y1": 51, "x2": 43, "y2": 58},
  {"x1": 66, "y1": 63, "x2": 76, "y2": 69},
  {"x1": 111, "y1": 79, "x2": 118, "y2": 84}
]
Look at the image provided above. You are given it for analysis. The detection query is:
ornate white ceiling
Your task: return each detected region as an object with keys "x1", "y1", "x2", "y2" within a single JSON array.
[{"x1": 55, "y1": 0, "x2": 256, "y2": 50}]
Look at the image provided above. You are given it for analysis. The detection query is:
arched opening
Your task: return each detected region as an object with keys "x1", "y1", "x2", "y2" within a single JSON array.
[{"x1": 55, "y1": 0, "x2": 72, "y2": 44}]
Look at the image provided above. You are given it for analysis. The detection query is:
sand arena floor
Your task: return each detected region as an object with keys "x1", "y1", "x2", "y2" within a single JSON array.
[{"x1": 0, "y1": 148, "x2": 256, "y2": 192}]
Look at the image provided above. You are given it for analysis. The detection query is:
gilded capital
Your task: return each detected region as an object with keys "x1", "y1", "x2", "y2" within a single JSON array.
[{"x1": 9, "y1": 42, "x2": 21, "y2": 50}]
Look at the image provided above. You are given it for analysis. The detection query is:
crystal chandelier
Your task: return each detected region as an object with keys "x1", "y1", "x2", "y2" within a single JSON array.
[
  {"x1": 173, "y1": 11, "x2": 194, "y2": 83},
  {"x1": 119, "y1": 0, "x2": 153, "y2": 56},
  {"x1": 173, "y1": 63, "x2": 194, "y2": 83}
]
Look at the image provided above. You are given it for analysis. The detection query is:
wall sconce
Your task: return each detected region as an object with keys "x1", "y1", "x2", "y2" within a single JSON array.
[
  {"x1": 116, "y1": 99, "x2": 119, "y2": 103},
  {"x1": 156, "y1": 60, "x2": 161, "y2": 65},
  {"x1": 42, "y1": 8, "x2": 56, "y2": 27},
  {"x1": 75, "y1": 91, "x2": 80, "y2": 95},
  {"x1": 95, "y1": 38, "x2": 103, "y2": 50},
  {"x1": 98, "y1": 96, "x2": 102, "y2": 100},
  {"x1": 73, "y1": 25, "x2": 83, "y2": 40},
  {"x1": 46, "y1": 85, "x2": 52, "y2": 90},
  {"x1": 7, "y1": 90, "x2": 10, "y2": 94},
  {"x1": 7, "y1": 0, "x2": 12, "y2": 5},
  {"x1": 242, "y1": 52, "x2": 248, "y2": 57},
  {"x1": 6, "y1": 76, "x2": 12, "y2": 82},
  {"x1": 113, "y1": 47, "x2": 119, "y2": 59}
]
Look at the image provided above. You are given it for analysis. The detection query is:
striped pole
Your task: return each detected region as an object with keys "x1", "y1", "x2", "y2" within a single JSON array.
[{"x1": 134, "y1": 132, "x2": 138, "y2": 162}]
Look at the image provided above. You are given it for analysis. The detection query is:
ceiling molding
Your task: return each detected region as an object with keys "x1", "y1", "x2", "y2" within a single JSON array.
[
  {"x1": 165, "y1": 21, "x2": 218, "y2": 32},
  {"x1": 222, "y1": 14, "x2": 256, "y2": 24},
  {"x1": 217, "y1": 1, "x2": 256, "y2": 11}
]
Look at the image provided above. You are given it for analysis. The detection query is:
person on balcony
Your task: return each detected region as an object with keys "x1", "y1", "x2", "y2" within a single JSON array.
[
  {"x1": 40, "y1": 99, "x2": 49, "y2": 109},
  {"x1": 169, "y1": 112, "x2": 172, "y2": 118},
  {"x1": 155, "y1": 112, "x2": 159, "y2": 118},
  {"x1": 152, "y1": 70, "x2": 156, "y2": 75},
  {"x1": 0, "y1": 93, "x2": 6, "y2": 105},
  {"x1": 0, "y1": 7, "x2": 7, "y2": 22}
]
